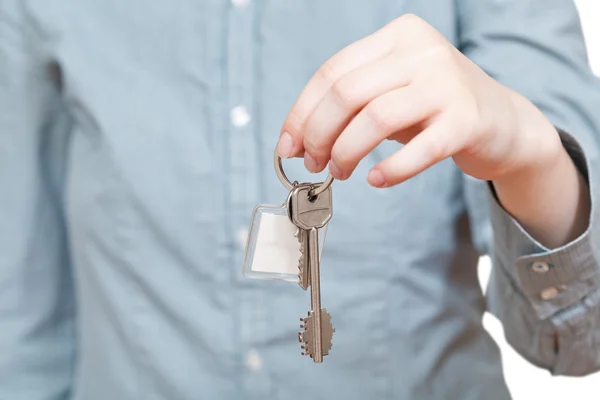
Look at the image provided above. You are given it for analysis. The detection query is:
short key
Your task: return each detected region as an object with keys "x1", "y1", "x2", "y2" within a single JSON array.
[
  {"x1": 289, "y1": 183, "x2": 334, "y2": 363},
  {"x1": 286, "y1": 186, "x2": 310, "y2": 290},
  {"x1": 295, "y1": 228, "x2": 310, "y2": 290}
]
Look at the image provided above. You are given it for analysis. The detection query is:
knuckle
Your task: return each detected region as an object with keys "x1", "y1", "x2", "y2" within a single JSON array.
[
  {"x1": 365, "y1": 100, "x2": 394, "y2": 134},
  {"x1": 285, "y1": 108, "x2": 304, "y2": 134},
  {"x1": 330, "y1": 146, "x2": 349, "y2": 168},
  {"x1": 413, "y1": 47, "x2": 458, "y2": 91},
  {"x1": 317, "y1": 61, "x2": 338, "y2": 84},
  {"x1": 388, "y1": 13, "x2": 432, "y2": 38},
  {"x1": 424, "y1": 136, "x2": 448, "y2": 161},
  {"x1": 384, "y1": 14, "x2": 426, "y2": 43},
  {"x1": 302, "y1": 130, "x2": 323, "y2": 157},
  {"x1": 330, "y1": 78, "x2": 359, "y2": 110},
  {"x1": 395, "y1": 13, "x2": 425, "y2": 29},
  {"x1": 428, "y1": 44, "x2": 454, "y2": 64},
  {"x1": 418, "y1": 46, "x2": 456, "y2": 81}
]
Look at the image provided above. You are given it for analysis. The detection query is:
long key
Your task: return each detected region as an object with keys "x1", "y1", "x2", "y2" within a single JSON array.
[
  {"x1": 289, "y1": 183, "x2": 334, "y2": 363},
  {"x1": 307, "y1": 226, "x2": 323, "y2": 361}
]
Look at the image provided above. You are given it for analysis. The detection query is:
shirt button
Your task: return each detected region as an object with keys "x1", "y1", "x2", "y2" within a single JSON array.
[
  {"x1": 245, "y1": 348, "x2": 263, "y2": 371},
  {"x1": 531, "y1": 261, "x2": 550, "y2": 274},
  {"x1": 236, "y1": 227, "x2": 249, "y2": 251},
  {"x1": 540, "y1": 286, "x2": 559, "y2": 300},
  {"x1": 231, "y1": 0, "x2": 250, "y2": 7},
  {"x1": 230, "y1": 106, "x2": 251, "y2": 127}
]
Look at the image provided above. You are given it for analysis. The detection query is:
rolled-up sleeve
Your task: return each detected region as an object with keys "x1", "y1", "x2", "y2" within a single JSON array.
[
  {"x1": 458, "y1": 0, "x2": 600, "y2": 376},
  {"x1": 0, "y1": 1, "x2": 75, "y2": 399}
]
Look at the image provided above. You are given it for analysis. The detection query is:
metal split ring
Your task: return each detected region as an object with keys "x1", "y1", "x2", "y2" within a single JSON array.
[{"x1": 274, "y1": 148, "x2": 334, "y2": 197}]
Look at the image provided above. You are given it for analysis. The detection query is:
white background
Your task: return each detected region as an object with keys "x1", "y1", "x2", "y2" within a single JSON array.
[{"x1": 481, "y1": 3, "x2": 599, "y2": 396}]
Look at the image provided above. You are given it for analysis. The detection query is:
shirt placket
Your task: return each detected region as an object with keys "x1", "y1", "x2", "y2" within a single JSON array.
[{"x1": 226, "y1": 0, "x2": 271, "y2": 397}]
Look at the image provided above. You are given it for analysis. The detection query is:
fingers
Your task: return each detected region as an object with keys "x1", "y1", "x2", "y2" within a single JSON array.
[
  {"x1": 367, "y1": 118, "x2": 464, "y2": 187},
  {"x1": 296, "y1": 46, "x2": 451, "y2": 173},
  {"x1": 301, "y1": 52, "x2": 426, "y2": 173},
  {"x1": 328, "y1": 84, "x2": 440, "y2": 179},
  {"x1": 277, "y1": 14, "x2": 465, "y2": 186},
  {"x1": 278, "y1": 26, "x2": 395, "y2": 159}
]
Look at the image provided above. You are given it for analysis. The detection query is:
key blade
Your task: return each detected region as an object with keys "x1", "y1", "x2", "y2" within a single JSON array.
[{"x1": 307, "y1": 227, "x2": 324, "y2": 362}]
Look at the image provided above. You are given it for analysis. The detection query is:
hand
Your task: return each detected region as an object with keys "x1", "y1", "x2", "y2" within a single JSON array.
[{"x1": 277, "y1": 14, "x2": 563, "y2": 187}]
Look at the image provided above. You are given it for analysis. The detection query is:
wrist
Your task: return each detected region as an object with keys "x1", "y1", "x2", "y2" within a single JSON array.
[
  {"x1": 492, "y1": 139, "x2": 570, "y2": 199},
  {"x1": 491, "y1": 122, "x2": 590, "y2": 248},
  {"x1": 496, "y1": 92, "x2": 564, "y2": 186}
]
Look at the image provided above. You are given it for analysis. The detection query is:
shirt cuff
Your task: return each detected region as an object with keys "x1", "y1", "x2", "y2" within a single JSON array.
[{"x1": 488, "y1": 129, "x2": 600, "y2": 320}]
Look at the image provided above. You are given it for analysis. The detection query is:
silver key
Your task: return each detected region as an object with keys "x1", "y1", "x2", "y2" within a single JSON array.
[
  {"x1": 289, "y1": 183, "x2": 334, "y2": 362},
  {"x1": 287, "y1": 185, "x2": 311, "y2": 290},
  {"x1": 294, "y1": 228, "x2": 310, "y2": 290}
]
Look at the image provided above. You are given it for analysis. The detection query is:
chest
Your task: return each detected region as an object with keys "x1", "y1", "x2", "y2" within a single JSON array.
[
  {"x1": 32, "y1": 0, "x2": 460, "y2": 117},
  {"x1": 32, "y1": 0, "x2": 469, "y2": 272}
]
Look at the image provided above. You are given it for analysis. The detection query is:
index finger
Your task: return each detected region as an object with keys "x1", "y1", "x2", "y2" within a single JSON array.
[{"x1": 277, "y1": 26, "x2": 395, "y2": 159}]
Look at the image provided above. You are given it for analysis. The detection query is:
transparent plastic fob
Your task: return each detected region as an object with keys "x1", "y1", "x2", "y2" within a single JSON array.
[{"x1": 242, "y1": 203, "x2": 327, "y2": 282}]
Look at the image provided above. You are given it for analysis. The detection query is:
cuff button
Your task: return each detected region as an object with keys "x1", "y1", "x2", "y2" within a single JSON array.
[
  {"x1": 531, "y1": 261, "x2": 551, "y2": 274},
  {"x1": 540, "y1": 286, "x2": 559, "y2": 300}
]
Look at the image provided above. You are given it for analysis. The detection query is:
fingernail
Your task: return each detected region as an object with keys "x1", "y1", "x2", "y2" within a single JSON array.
[
  {"x1": 304, "y1": 152, "x2": 319, "y2": 172},
  {"x1": 329, "y1": 161, "x2": 345, "y2": 180},
  {"x1": 368, "y1": 168, "x2": 386, "y2": 187},
  {"x1": 277, "y1": 132, "x2": 294, "y2": 158}
]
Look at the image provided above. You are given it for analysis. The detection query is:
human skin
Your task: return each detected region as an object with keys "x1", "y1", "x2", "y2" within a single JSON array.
[{"x1": 277, "y1": 14, "x2": 590, "y2": 250}]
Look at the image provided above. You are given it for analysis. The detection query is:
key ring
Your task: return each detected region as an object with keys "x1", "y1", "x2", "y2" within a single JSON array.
[{"x1": 274, "y1": 148, "x2": 334, "y2": 197}]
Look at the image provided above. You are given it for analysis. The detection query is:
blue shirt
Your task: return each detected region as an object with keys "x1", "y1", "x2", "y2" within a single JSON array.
[{"x1": 2, "y1": 1, "x2": 600, "y2": 399}]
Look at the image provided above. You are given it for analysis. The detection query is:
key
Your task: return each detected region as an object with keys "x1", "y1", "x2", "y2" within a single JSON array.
[
  {"x1": 295, "y1": 228, "x2": 310, "y2": 290},
  {"x1": 287, "y1": 184, "x2": 311, "y2": 290},
  {"x1": 288, "y1": 183, "x2": 334, "y2": 362}
]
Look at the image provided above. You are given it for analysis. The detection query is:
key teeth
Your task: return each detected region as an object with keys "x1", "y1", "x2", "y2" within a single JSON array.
[
  {"x1": 297, "y1": 252, "x2": 305, "y2": 284},
  {"x1": 297, "y1": 253, "x2": 306, "y2": 288},
  {"x1": 298, "y1": 307, "x2": 335, "y2": 362},
  {"x1": 296, "y1": 228, "x2": 310, "y2": 290}
]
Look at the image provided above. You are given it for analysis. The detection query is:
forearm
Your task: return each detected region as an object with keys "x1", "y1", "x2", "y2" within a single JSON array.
[{"x1": 492, "y1": 123, "x2": 591, "y2": 249}]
